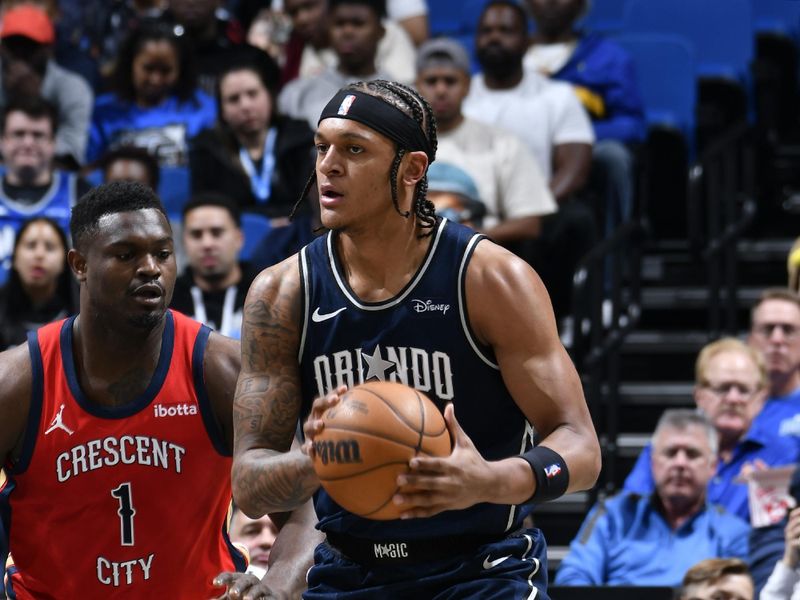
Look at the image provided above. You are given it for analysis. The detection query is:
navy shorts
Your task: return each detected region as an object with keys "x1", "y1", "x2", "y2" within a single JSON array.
[{"x1": 304, "y1": 527, "x2": 549, "y2": 599}]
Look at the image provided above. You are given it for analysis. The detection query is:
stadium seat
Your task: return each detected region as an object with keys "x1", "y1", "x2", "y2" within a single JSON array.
[
  {"x1": 427, "y1": 0, "x2": 460, "y2": 36},
  {"x1": 751, "y1": 0, "x2": 800, "y2": 37},
  {"x1": 613, "y1": 33, "x2": 697, "y2": 240},
  {"x1": 623, "y1": 0, "x2": 753, "y2": 82},
  {"x1": 579, "y1": 0, "x2": 630, "y2": 34},
  {"x1": 239, "y1": 212, "x2": 272, "y2": 262},
  {"x1": 428, "y1": 0, "x2": 491, "y2": 39},
  {"x1": 158, "y1": 165, "x2": 190, "y2": 219},
  {"x1": 613, "y1": 33, "x2": 697, "y2": 144}
]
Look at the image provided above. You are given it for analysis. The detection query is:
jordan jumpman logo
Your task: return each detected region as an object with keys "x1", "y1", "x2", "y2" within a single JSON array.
[{"x1": 45, "y1": 404, "x2": 74, "y2": 436}]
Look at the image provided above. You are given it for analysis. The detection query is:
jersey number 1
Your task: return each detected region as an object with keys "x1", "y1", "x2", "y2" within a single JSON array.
[{"x1": 111, "y1": 482, "x2": 136, "y2": 546}]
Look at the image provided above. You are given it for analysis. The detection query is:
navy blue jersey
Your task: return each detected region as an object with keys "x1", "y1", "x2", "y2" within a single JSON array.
[{"x1": 298, "y1": 218, "x2": 535, "y2": 540}]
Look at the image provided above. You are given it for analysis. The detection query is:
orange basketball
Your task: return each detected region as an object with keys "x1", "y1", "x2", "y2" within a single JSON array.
[{"x1": 311, "y1": 381, "x2": 451, "y2": 520}]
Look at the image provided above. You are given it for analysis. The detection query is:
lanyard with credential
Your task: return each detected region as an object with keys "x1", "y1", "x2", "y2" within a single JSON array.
[
  {"x1": 190, "y1": 285, "x2": 239, "y2": 337},
  {"x1": 239, "y1": 127, "x2": 277, "y2": 203}
]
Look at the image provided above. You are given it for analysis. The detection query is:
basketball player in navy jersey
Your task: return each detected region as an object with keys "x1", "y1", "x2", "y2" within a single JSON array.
[
  {"x1": 231, "y1": 80, "x2": 601, "y2": 598},
  {"x1": 0, "y1": 181, "x2": 317, "y2": 599}
]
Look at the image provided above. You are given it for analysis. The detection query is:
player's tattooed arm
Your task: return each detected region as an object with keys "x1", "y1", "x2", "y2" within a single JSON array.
[{"x1": 232, "y1": 257, "x2": 319, "y2": 516}]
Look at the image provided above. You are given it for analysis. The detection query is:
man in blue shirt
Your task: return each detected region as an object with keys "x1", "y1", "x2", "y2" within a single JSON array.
[
  {"x1": 624, "y1": 338, "x2": 799, "y2": 523},
  {"x1": 557, "y1": 409, "x2": 749, "y2": 586},
  {"x1": 747, "y1": 289, "x2": 800, "y2": 447}
]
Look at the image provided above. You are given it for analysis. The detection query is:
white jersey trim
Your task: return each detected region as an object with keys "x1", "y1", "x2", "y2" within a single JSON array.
[
  {"x1": 458, "y1": 234, "x2": 498, "y2": 369},
  {"x1": 298, "y1": 248, "x2": 311, "y2": 361},
  {"x1": 325, "y1": 218, "x2": 447, "y2": 311}
]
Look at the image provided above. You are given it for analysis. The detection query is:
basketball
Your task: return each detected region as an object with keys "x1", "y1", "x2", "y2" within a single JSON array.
[{"x1": 311, "y1": 381, "x2": 452, "y2": 520}]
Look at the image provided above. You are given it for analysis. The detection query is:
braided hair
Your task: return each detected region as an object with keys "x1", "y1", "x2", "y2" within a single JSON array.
[{"x1": 293, "y1": 80, "x2": 439, "y2": 234}]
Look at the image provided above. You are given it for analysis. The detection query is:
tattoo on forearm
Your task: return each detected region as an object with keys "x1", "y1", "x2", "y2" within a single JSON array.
[{"x1": 232, "y1": 264, "x2": 313, "y2": 510}]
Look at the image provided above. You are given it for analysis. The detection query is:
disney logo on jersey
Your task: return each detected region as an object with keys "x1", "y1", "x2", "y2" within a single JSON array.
[
  {"x1": 153, "y1": 403, "x2": 198, "y2": 418},
  {"x1": 410, "y1": 299, "x2": 450, "y2": 315},
  {"x1": 312, "y1": 344, "x2": 454, "y2": 401}
]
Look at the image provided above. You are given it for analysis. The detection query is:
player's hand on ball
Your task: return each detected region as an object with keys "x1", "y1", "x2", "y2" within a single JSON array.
[
  {"x1": 302, "y1": 385, "x2": 347, "y2": 457},
  {"x1": 393, "y1": 403, "x2": 494, "y2": 518},
  {"x1": 212, "y1": 572, "x2": 288, "y2": 600}
]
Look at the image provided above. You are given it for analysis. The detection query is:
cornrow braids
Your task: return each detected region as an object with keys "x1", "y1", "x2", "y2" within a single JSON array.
[
  {"x1": 290, "y1": 170, "x2": 317, "y2": 221},
  {"x1": 365, "y1": 80, "x2": 439, "y2": 234}
]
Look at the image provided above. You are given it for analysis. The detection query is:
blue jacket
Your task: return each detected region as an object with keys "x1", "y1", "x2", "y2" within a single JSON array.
[
  {"x1": 748, "y1": 387, "x2": 800, "y2": 454},
  {"x1": 623, "y1": 427, "x2": 799, "y2": 523},
  {"x1": 555, "y1": 492, "x2": 750, "y2": 586},
  {"x1": 551, "y1": 32, "x2": 646, "y2": 143}
]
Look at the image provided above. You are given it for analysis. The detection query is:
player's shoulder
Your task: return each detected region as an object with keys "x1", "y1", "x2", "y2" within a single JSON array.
[
  {"x1": 248, "y1": 254, "x2": 302, "y2": 300},
  {"x1": 204, "y1": 331, "x2": 241, "y2": 376},
  {"x1": 468, "y1": 238, "x2": 538, "y2": 285}
]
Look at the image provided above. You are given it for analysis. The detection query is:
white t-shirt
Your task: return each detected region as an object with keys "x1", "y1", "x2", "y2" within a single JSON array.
[
  {"x1": 523, "y1": 41, "x2": 577, "y2": 75},
  {"x1": 278, "y1": 67, "x2": 392, "y2": 130},
  {"x1": 298, "y1": 20, "x2": 416, "y2": 85},
  {"x1": 463, "y1": 71, "x2": 594, "y2": 181},
  {"x1": 436, "y1": 118, "x2": 556, "y2": 228},
  {"x1": 388, "y1": 0, "x2": 428, "y2": 20},
  {"x1": 272, "y1": 0, "x2": 427, "y2": 21}
]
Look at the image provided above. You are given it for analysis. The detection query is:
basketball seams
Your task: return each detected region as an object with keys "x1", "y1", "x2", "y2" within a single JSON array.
[
  {"x1": 351, "y1": 386, "x2": 448, "y2": 437},
  {"x1": 355, "y1": 387, "x2": 421, "y2": 433}
]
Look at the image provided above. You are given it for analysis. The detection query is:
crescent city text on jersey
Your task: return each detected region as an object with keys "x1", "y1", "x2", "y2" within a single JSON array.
[
  {"x1": 312, "y1": 344, "x2": 455, "y2": 399},
  {"x1": 55, "y1": 435, "x2": 186, "y2": 483}
]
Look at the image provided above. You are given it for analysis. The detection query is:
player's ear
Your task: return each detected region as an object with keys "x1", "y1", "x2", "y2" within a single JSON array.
[
  {"x1": 401, "y1": 151, "x2": 429, "y2": 187},
  {"x1": 68, "y1": 248, "x2": 87, "y2": 282}
]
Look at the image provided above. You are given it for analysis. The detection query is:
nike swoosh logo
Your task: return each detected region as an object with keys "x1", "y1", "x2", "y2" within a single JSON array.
[
  {"x1": 482, "y1": 554, "x2": 511, "y2": 570},
  {"x1": 311, "y1": 307, "x2": 347, "y2": 322}
]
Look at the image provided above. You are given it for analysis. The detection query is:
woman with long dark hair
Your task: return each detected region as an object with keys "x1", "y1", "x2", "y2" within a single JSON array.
[
  {"x1": 0, "y1": 216, "x2": 76, "y2": 349},
  {"x1": 87, "y1": 18, "x2": 216, "y2": 167}
]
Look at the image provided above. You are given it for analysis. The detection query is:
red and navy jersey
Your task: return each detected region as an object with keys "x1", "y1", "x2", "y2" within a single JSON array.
[
  {"x1": 1, "y1": 310, "x2": 244, "y2": 599},
  {"x1": 298, "y1": 218, "x2": 535, "y2": 540}
]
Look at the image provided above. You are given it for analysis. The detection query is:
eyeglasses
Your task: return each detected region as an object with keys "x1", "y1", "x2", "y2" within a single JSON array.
[
  {"x1": 751, "y1": 322, "x2": 800, "y2": 339},
  {"x1": 700, "y1": 382, "x2": 761, "y2": 397}
]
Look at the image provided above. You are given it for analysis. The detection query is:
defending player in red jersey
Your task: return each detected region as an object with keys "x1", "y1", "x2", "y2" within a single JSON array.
[{"x1": 0, "y1": 181, "x2": 318, "y2": 599}]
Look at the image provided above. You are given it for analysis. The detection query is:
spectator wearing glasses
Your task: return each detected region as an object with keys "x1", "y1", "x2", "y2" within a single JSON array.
[
  {"x1": 623, "y1": 338, "x2": 800, "y2": 523},
  {"x1": 747, "y1": 289, "x2": 800, "y2": 448}
]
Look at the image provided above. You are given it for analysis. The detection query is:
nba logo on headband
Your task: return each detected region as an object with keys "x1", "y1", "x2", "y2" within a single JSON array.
[{"x1": 337, "y1": 94, "x2": 356, "y2": 115}]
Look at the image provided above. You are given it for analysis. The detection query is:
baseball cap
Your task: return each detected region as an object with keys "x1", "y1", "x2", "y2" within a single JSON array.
[
  {"x1": 427, "y1": 162, "x2": 481, "y2": 202},
  {"x1": 0, "y1": 5, "x2": 55, "y2": 45},
  {"x1": 416, "y1": 37, "x2": 471, "y2": 75}
]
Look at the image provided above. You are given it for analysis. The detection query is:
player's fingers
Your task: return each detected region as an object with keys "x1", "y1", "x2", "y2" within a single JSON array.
[
  {"x1": 443, "y1": 403, "x2": 476, "y2": 450},
  {"x1": 397, "y1": 502, "x2": 447, "y2": 519},
  {"x1": 407, "y1": 455, "x2": 448, "y2": 473}
]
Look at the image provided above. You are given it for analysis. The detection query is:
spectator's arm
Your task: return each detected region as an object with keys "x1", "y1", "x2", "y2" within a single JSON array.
[
  {"x1": 485, "y1": 215, "x2": 542, "y2": 243},
  {"x1": 760, "y1": 560, "x2": 800, "y2": 600},
  {"x1": 584, "y1": 56, "x2": 646, "y2": 144},
  {"x1": 396, "y1": 14, "x2": 428, "y2": 46},
  {"x1": 387, "y1": 0, "x2": 428, "y2": 45},
  {"x1": 550, "y1": 142, "x2": 592, "y2": 202},
  {"x1": 554, "y1": 500, "x2": 611, "y2": 585}
]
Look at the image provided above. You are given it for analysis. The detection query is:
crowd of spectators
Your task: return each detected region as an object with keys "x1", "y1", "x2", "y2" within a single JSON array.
[{"x1": 0, "y1": 1, "x2": 799, "y2": 599}]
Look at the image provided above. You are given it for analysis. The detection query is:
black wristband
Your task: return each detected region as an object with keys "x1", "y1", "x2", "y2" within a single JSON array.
[{"x1": 519, "y1": 446, "x2": 570, "y2": 504}]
